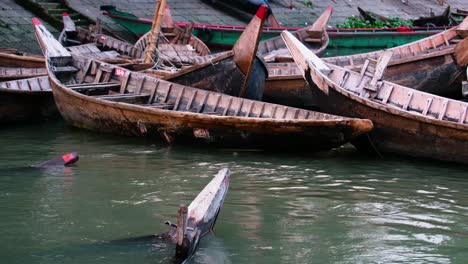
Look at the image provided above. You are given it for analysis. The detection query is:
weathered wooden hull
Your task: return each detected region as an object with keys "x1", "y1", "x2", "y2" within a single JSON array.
[
  {"x1": 330, "y1": 46, "x2": 463, "y2": 98},
  {"x1": 264, "y1": 29, "x2": 464, "y2": 108},
  {"x1": 0, "y1": 78, "x2": 56, "y2": 123},
  {"x1": 50, "y1": 77, "x2": 370, "y2": 150},
  {"x1": 309, "y1": 84, "x2": 468, "y2": 163},
  {"x1": 282, "y1": 30, "x2": 468, "y2": 164},
  {"x1": 0, "y1": 91, "x2": 56, "y2": 123},
  {"x1": 169, "y1": 54, "x2": 267, "y2": 101}
]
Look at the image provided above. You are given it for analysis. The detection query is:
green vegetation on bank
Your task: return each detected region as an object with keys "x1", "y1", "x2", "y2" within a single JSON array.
[{"x1": 336, "y1": 16, "x2": 413, "y2": 28}]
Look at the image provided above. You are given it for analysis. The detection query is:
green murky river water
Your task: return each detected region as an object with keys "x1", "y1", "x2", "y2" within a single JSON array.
[{"x1": 1, "y1": 121, "x2": 467, "y2": 263}]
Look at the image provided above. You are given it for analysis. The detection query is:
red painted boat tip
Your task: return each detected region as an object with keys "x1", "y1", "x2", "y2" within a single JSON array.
[
  {"x1": 63, "y1": 12, "x2": 69, "y2": 17},
  {"x1": 32, "y1": 17, "x2": 42, "y2": 26},
  {"x1": 326, "y1": 6, "x2": 333, "y2": 12},
  {"x1": 165, "y1": 4, "x2": 170, "y2": 9},
  {"x1": 255, "y1": 5, "x2": 268, "y2": 20}
]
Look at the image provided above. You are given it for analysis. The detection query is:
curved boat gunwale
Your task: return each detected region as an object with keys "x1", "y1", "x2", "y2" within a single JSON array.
[
  {"x1": 307, "y1": 55, "x2": 468, "y2": 132},
  {"x1": 324, "y1": 25, "x2": 460, "y2": 63},
  {"x1": 46, "y1": 60, "x2": 372, "y2": 130},
  {"x1": 0, "y1": 52, "x2": 45, "y2": 64}
]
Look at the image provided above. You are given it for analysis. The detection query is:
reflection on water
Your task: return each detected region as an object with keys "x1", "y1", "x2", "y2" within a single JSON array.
[{"x1": 0, "y1": 121, "x2": 467, "y2": 263}]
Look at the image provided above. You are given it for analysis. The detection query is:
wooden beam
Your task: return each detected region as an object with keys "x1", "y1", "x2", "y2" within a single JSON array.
[
  {"x1": 143, "y1": 0, "x2": 167, "y2": 64},
  {"x1": 281, "y1": 31, "x2": 332, "y2": 75},
  {"x1": 175, "y1": 204, "x2": 188, "y2": 258}
]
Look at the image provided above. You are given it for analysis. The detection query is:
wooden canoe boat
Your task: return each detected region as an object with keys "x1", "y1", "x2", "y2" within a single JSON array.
[
  {"x1": 264, "y1": 19, "x2": 468, "y2": 108},
  {"x1": 0, "y1": 48, "x2": 47, "y2": 81},
  {"x1": 283, "y1": 31, "x2": 468, "y2": 164},
  {"x1": 59, "y1": 9, "x2": 268, "y2": 100},
  {"x1": 259, "y1": 6, "x2": 332, "y2": 62},
  {"x1": 0, "y1": 48, "x2": 44, "y2": 68},
  {"x1": 0, "y1": 76, "x2": 56, "y2": 123},
  {"x1": 34, "y1": 17, "x2": 373, "y2": 150},
  {"x1": 101, "y1": 5, "x2": 452, "y2": 51},
  {"x1": 323, "y1": 18, "x2": 468, "y2": 98}
]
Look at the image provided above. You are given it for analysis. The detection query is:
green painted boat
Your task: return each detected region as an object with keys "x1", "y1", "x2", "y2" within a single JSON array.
[{"x1": 100, "y1": 5, "x2": 453, "y2": 54}]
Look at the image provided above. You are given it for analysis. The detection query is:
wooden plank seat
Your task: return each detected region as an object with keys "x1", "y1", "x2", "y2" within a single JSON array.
[
  {"x1": 51, "y1": 65, "x2": 80, "y2": 74},
  {"x1": 145, "y1": 102, "x2": 175, "y2": 109},
  {"x1": 66, "y1": 82, "x2": 120, "y2": 91},
  {"x1": 94, "y1": 93, "x2": 150, "y2": 104}
]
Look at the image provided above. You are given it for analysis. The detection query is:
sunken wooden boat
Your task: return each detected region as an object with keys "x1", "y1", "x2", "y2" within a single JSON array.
[
  {"x1": 170, "y1": 168, "x2": 230, "y2": 262},
  {"x1": 113, "y1": 168, "x2": 230, "y2": 263},
  {"x1": 0, "y1": 76, "x2": 56, "y2": 123},
  {"x1": 283, "y1": 31, "x2": 468, "y2": 164},
  {"x1": 34, "y1": 18, "x2": 373, "y2": 151},
  {"x1": 264, "y1": 18, "x2": 468, "y2": 108},
  {"x1": 0, "y1": 48, "x2": 47, "y2": 81}
]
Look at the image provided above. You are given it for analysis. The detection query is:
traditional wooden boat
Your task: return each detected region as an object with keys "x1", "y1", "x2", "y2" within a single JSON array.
[
  {"x1": 0, "y1": 48, "x2": 47, "y2": 81},
  {"x1": 259, "y1": 6, "x2": 332, "y2": 62},
  {"x1": 323, "y1": 20, "x2": 468, "y2": 98},
  {"x1": 101, "y1": 5, "x2": 452, "y2": 51},
  {"x1": 34, "y1": 17, "x2": 373, "y2": 150},
  {"x1": 0, "y1": 76, "x2": 56, "y2": 123},
  {"x1": 0, "y1": 48, "x2": 44, "y2": 68},
  {"x1": 264, "y1": 19, "x2": 468, "y2": 108},
  {"x1": 59, "y1": 8, "x2": 268, "y2": 100},
  {"x1": 283, "y1": 31, "x2": 468, "y2": 164}
]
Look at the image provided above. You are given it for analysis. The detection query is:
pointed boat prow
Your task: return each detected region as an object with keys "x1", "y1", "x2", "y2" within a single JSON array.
[
  {"x1": 32, "y1": 17, "x2": 71, "y2": 65},
  {"x1": 233, "y1": 4, "x2": 268, "y2": 75},
  {"x1": 281, "y1": 30, "x2": 332, "y2": 76},
  {"x1": 233, "y1": 5, "x2": 269, "y2": 98},
  {"x1": 62, "y1": 12, "x2": 77, "y2": 33},
  {"x1": 307, "y1": 6, "x2": 333, "y2": 39}
]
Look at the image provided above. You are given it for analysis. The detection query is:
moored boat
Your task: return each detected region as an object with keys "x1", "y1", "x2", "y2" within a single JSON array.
[
  {"x1": 0, "y1": 76, "x2": 56, "y2": 123},
  {"x1": 59, "y1": 7, "x2": 269, "y2": 100},
  {"x1": 101, "y1": 5, "x2": 452, "y2": 51},
  {"x1": 34, "y1": 17, "x2": 373, "y2": 151},
  {"x1": 259, "y1": 6, "x2": 332, "y2": 62},
  {"x1": 283, "y1": 31, "x2": 468, "y2": 164},
  {"x1": 0, "y1": 48, "x2": 47, "y2": 81},
  {"x1": 264, "y1": 19, "x2": 468, "y2": 108}
]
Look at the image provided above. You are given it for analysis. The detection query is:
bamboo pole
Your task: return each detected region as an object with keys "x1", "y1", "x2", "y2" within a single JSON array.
[{"x1": 143, "y1": 0, "x2": 167, "y2": 64}]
